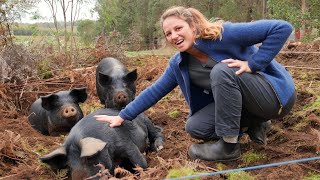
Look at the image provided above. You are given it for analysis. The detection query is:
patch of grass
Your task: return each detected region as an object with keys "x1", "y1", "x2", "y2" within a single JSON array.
[
  {"x1": 304, "y1": 172, "x2": 320, "y2": 180},
  {"x1": 216, "y1": 163, "x2": 227, "y2": 171},
  {"x1": 241, "y1": 151, "x2": 266, "y2": 166},
  {"x1": 80, "y1": 102, "x2": 104, "y2": 116},
  {"x1": 228, "y1": 171, "x2": 255, "y2": 180},
  {"x1": 303, "y1": 96, "x2": 320, "y2": 111},
  {"x1": 37, "y1": 59, "x2": 53, "y2": 79},
  {"x1": 293, "y1": 96, "x2": 320, "y2": 131},
  {"x1": 33, "y1": 144, "x2": 49, "y2": 156},
  {"x1": 168, "y1": 110, "x2": 181, "y2": 118},
  {"x1": 131, "y1": 58, "x2": 146, "y2": 66},
  {"x1": 166, "y1": 167, "x2": 200, "y2": 179}
]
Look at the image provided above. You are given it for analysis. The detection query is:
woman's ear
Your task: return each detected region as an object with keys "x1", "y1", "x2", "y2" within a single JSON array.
[
  {"x1": 190, "y1": 25, "x2": 198, "y2": 36},
  {"x1": 192, "y1": 26, "x2": 197, "y2": 33}
]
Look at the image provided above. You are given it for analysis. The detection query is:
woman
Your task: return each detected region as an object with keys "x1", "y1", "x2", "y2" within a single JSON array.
[{"x1": 95, "y1": 6, "x2": 296, "y2": 162}]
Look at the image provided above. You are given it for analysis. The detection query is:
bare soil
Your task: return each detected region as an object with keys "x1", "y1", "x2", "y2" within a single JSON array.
[{"x1": 1, "y1": 44, "x2": 320, "y2": 179}]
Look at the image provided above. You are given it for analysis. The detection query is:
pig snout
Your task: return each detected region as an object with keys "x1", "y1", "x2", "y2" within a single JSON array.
[
  {"x1": 114, "y1": 91, "x2": 128, "y2": 105},
  {"x1": 62, "y1": 106, "x2": 78, "y2": 118}
]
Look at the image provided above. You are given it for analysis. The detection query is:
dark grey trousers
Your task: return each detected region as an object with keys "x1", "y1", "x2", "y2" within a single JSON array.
[{"x1": 185, "y1": 63, "x2": 296, "y2": 141}]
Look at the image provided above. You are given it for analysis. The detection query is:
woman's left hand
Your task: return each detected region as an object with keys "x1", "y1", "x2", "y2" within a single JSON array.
[
  {"x1": 222, "y1": 59, "x2": 252, "y2": 75},
  {"x1": 94, "y1": 115, "x2": 124, "y2": 128}
]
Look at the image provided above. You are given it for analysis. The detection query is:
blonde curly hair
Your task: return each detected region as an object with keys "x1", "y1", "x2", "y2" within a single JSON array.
[{"x1": 160, "y1": 6, "x2": 223, "y2": 40}]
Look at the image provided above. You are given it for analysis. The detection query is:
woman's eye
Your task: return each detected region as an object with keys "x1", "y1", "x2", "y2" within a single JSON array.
[
  {"x1": 176, "y1": 27, "x2": 182, "y2": 31},
  {"x1": 166, "y1": 32, "x2": 171, "y2": 37}
]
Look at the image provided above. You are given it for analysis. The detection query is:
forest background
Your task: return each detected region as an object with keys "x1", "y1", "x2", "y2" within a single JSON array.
[
  {"x1": 1, "y1": 0, "x2": 320, "y2": 179},
  {"x1": 2, "y1": 0, "x2": 320, "y2": 53}
]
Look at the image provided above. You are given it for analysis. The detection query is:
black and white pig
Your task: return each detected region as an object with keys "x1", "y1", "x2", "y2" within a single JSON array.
[
  {"x1": 39, "y1": 108, "x2": 164, "y2": 179},
  {"x1": 96, "y1": 57, "x2": 137, "y2": 109},
  {"x1": 28, "y1": 87, "x2": 87, "y2": 136}
]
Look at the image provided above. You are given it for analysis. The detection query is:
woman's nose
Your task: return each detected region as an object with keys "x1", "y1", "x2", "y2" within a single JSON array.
[{"x1": 171, "y1": 31, "x2": 178, "y2": 39}]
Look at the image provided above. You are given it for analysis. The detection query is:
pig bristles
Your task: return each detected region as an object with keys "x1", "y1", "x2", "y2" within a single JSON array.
[{"x1": 85, "y1": 163, "x2": 113, "y2": 180}]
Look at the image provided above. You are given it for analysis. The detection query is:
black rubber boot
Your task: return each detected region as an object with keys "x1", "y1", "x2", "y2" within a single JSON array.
[
  {"x1": 188, "y1": 138, "x2": 240, "y2": 162},
  {"x1": 247, "y1": 120, "x2": 271, "y2": 145}
]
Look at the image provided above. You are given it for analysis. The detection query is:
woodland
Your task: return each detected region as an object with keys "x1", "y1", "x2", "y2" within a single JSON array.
[{"x1": 0, "y1": 0, "x2": 320, "y2": 179}]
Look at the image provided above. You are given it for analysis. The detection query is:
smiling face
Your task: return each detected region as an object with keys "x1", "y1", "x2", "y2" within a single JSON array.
[{"x1": 162, "y1": 16, "x2": 196, "y2": 52}]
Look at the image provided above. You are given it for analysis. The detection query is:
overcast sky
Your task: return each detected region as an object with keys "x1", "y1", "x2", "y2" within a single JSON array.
[{"x1": 20, "y1": 0, "x2": 98, "y2": 23}]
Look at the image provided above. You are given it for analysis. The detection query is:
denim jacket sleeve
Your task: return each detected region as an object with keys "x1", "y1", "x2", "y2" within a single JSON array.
[
  {"x1": 119, "y1": 63, "x2": 178, "y2": 120},
  {"x1": 223, "y1": 20, "x2": 293, "y2": 72}
]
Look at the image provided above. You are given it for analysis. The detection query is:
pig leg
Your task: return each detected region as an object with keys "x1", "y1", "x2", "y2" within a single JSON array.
[
  {"x1": 141, "y1": 115, "x2": 164, "y2": 151},
  {"x1": 124, "y1": 145, "x2": 148, "y2": 169}
]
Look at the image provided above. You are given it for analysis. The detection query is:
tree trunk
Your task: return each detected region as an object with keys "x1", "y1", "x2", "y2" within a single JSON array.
[
  {"x1": 300, "y1": 0, "x2": 306, "y2": 39},
  {"x1": 262, "y1": 0, "x2": 267, "y2": 19}
]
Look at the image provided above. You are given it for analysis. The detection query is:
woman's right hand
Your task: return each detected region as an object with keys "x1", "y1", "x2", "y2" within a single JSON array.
[
  {"x1": 94, "y1": 115, "x2": 125, "y2": 128},
  {"x1": 222, "y1": 59, "x2": 252, "y2": 75}
]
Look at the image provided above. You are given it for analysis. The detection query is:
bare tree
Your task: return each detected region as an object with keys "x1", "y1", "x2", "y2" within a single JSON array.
[
  {"x1": 59, "y1": 0, "x2": 69, "y2": 54},
  {"x1": 300, "y1": 0, "x2": 306, "y2": 39},
  {"x1": 262, "y1": 0, "x2": 267, "y2": 18},
  {"x1": 44, "y1": 0, "x2": 62, "y2": 51},
  {"x1": 0, "y1": 0, "x2": 36, "y2": 46},
  {"x1": 69, "y1": 0, "x2": 83, "y2": 64},
  {"x1": 44, "y1": 0, "x2": 88, "y2": 65}
]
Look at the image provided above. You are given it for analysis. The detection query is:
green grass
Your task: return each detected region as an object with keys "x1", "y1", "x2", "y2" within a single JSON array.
[
  {"x1": 293, "y1": 96, "x2": 320, "y2": 131},
  {"x1": 33, "y1": 144, "x2": 50, "y2": 156}
]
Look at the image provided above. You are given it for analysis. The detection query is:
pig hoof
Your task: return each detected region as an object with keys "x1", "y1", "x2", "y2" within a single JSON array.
[{"x1": 156, "y1": 145, "x2": 164, "y2": 151}]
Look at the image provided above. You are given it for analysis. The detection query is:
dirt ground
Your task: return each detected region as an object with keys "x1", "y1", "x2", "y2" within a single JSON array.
[{"x1": 0, "y1": 44, "x2": 320, "y2": 179}]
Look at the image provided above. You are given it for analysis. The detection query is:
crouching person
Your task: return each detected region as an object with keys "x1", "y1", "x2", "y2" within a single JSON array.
[{"x1": 95, "y1": 6, "x2": 296, "y2": 162}]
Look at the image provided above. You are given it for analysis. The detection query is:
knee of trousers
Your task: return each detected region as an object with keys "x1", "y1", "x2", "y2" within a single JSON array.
[
  {"x1": 210, "y1": 63, "x2": 237, "y2": 84},
  {"x1": 185, "y1": 117, "x2": 210, "y2": 140},
  {"x1": 185, "y1": 118, "x2": 195, "y2": 136}
]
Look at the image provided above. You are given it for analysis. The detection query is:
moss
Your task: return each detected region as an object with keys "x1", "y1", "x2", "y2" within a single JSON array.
[
  {"x1": 168, "y1": 110, "x2": 181, "y2": 118},
  {"x1": 304, "y1": 172, "x2": 320, "y2": 180},
  {"x1": 228, "y1": 171, "x2": 255, "y2": 180},
  {"x1": 241, "y1": 151, "x2": 266, "y2": 166},
  {"x1": 166, "y1": 167, "x2": 200, "y2": 179}
]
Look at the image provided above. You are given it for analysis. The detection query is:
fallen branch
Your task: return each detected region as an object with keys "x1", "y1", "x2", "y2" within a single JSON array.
[
  {"x1": 280, "y1": 51, "x2": 320, "y2": 54},
  {"x1": 284, "y1": 66, "x2": 320, "y2": 70},
  {"x1": 73, "y1": 65, "x2": 97, "y2": 72}
]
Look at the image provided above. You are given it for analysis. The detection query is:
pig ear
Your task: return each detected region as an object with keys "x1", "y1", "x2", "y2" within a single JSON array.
[
  {"x1": 98, "y1": 72, "x2": 112, "y2": 86},
  {"x1": 70, "y1": 87, "x2": 88, "y2": 103},
  {"x1": 80, "y1": 137, "x2": 107, "y2": 158},
  {"x1": 126, "y1": 69, "x2": 137, "y2": 82},
  {"x1": 41, "y1": 94, "x2": 59, "y2": 110},
  {"x1": 39, "y1": 146, "x2": 68, "y2": 169}
]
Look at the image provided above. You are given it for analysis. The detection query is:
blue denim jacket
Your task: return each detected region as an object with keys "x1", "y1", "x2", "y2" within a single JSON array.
[{"x1": 119, "y1": 20, "x2": 295, "y2": 121}]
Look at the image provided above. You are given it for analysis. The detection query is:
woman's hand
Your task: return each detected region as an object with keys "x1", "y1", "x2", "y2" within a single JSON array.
[
  {"x1": 94, "y1": 115, "x2": 125, "y2": 128},
  {"x1": 222, "y1": 59, "x2": 252, "y2": 75}
]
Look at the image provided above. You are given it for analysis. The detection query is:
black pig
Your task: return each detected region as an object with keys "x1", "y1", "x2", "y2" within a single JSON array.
[
  {"x1": 28, "y1": 87, "x2": 87, "y2": 136},
  {"x1": 39, "y1": 108, "x2": 164, "y2": 179},
  {"x1": 96, "y1": 57, "x2": 137, "y2": 109}
]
